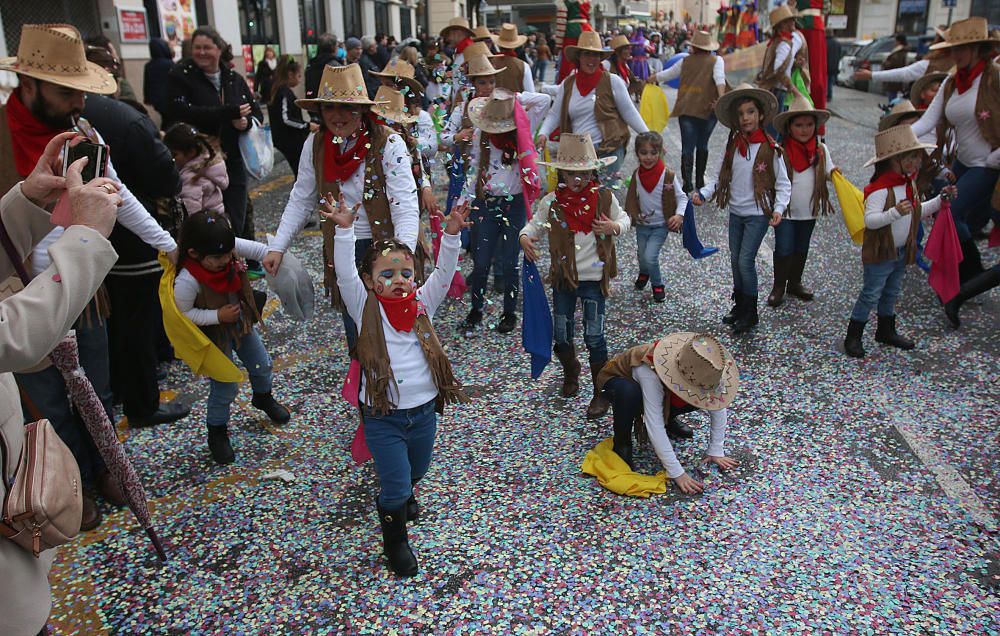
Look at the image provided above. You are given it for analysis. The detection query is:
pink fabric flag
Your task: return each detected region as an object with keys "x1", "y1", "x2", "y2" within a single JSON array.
[
  {"x1": 350, "y1": 421, "x2": 372, "y2": 464},
  {"x1": 925, "y1": 199, "x2": 963, "y2": 303},
  {"x1": 513, "y1": 98, "x2": 541, "y2": 218},
  {"x1": 430, "y1": 212, "x2": 467, "y2": 299},
  {"x1": 341, "y1": 359, "x2": 361, "y2": 407}
]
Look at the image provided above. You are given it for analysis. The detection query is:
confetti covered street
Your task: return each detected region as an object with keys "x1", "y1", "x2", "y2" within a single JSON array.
[{"x1": 48, "y1": 87, "x2": 999, "y2": 634}]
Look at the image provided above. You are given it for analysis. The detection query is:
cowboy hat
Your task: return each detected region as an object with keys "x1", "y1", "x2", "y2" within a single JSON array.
[
  {"x1": 714, "y1": 83, "x2": 779, "y2": 129},
  {"x1": 462, "y1": 41, "x2": 492, "y2": 62},
  {"x1": 609, "y1": 35, "x2": 630, "y2": 51},
  {"x1": 440, "y1": 17, "x2": 475, "y2": 40},
  {"x1": 772, "y1": 91, "x2": 831, "y2": 136},
  {"x1": 537, "y1": 133, "x2": 616, "y2": 171},
  {"x1": 468, "y1": 87, "x2": 518, "y2": 134},
  {"x1": 688, "y1": 31, "x2": 720, "y2": 52},
  {"x1": 370, "y1": 58, "x2": 424, "y2": 99},
  {"x1": 464, "y1": 54, "x2": 505, "y2": 78},
  {"x1": 296, "y1": 63, "x2": 388, "y2": 111},
  {"x1": 877, "y1": 100, "x2": 923, "y2": 131},
  {"x1": 651, "y1": 333, "x2": 739, "y2": 410},
  {"x1": 495, "y1": 23, "x2": 528, "y2": 50},
  {"x1": 371, "y1": 86, "x2": 418, "y2": 125},
  {"x1": 929, "y1": 17, "x2": 999, "y2": 50},
  {"x1": 565, "y1": 31, "x2": 612, "y2": 64},
  {"x1": 909, "y1": 71, "x2": 948, "y2": 105},
  {"x1": 769, "y1": 5, "x2": 797, "y2": 30},
  {"x1": 863, "y1": 124, "x2": 937, "y2": 167},
  {"x1": 0, "y1": 24, "x2": 116, "y2": 94},
  {"x1": 473, "y1": 25, "x2": 495, "y2": 43}
]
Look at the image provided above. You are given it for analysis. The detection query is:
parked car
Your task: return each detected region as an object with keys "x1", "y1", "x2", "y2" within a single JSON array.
[
  {"x1": 851, "y1": 35, "x2": 928, "y2": 93},
  {"x1": 838, "y1": 38, "x2": 871, "y2": 87}
]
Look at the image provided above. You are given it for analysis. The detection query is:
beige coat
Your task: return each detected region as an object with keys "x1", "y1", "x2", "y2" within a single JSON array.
[{"x1": 0, "y1": 185, "x2": 117, "y2": 635}]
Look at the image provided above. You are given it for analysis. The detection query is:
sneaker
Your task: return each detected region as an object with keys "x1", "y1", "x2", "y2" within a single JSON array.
[
  {"x1": 458, "y1": 309, "x2": 482, "y2": 334},
  {"x1": 652, "y1": 285, "x2": 666, "y2": 303},
  {"x1": 495, "y1": 312, "x2": 518, "y2": 333},
  {"x1": 207, "y1": 426, "x2": 235, "y2": 465},
  {"x1": 251, "y1": 392, "x2": 291, "y2": 424},
  {"x1": 634, "y1": 274, "x2": 650, "y2": 290}
]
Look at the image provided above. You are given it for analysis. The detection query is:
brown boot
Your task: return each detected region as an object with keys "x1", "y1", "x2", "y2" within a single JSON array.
[
  {"x1": 585, "y1": 366, "x2": 610, "y2": 419},
  {"x1": 786, "y1": 252, "x2": 814, "y2": 301},
  {"x1": 554, "y1": 344, "x2": 581, "y2": 397},
  {"x1": 767, "y1": 255, "x2": 791, "y2": 307},
  {"x1": 80, "y1": 493, "x2": 102, "y2": 532},
  {"x1": 97, "y1": 471, "x2": 128, "y2": 507}
]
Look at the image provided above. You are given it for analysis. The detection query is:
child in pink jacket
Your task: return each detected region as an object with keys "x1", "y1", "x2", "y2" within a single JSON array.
[{"x1": 164, "y1": 123, "x2": 229, "y2": 214}]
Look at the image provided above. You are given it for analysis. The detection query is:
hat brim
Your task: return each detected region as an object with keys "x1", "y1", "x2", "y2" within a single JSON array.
[
  {"x1": 689, "y1": 40, "x2": 720, "y2": 52},
  {"x1": 909, "y1": 72, "x2": 948, "y2": 103},
  {"x1": 464, "y1": 65, "x2": 506, "y2": 78},
  {"x1": 0, "y1": 58, "x2": 117, "y2": 95},
  {"x1": 565, "y1": 46, "x2": 613, "y2": 64},
  {"x1": 862, "y1": 140, "x2": 938, "y2": 167},
  {"x1": 440, "y1": 25, "x2": 476, "y2": 40},
  {"x1": 651, "y1": 333, "x2": 739, "y2": 410},
  {"x1": 398, "y1": 77, "x2": 425, "y2": 100},
  {"x1": 715, "y1": 87, "x2": 779, "y2": 129},
  {"x1": 295, "y1": 97, "x2": 386, "y2": 113},
  {"x1": 467, "y1": 97, "x2": 516, "y2": 133},
  {"x1": 497, "y1": 35, "x2": 528, "y2": 49},
  {"x1": 929, "y1": 36, "x2": 999, "y2": 50},
  {"x1": 537, "y1": 156, "x2": 617, "y2": 171},
  {"x1": 772, "y1": 108, "x2": 831, "y2": 135},
  {"x1": 372, "y1": 107, "x2": 418, "y2": 125},
  {"x1": 877, "y1": 110, "x2": 924, "y2": 131}
]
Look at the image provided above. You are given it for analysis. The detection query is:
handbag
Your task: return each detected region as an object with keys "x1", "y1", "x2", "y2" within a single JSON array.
[
  {"x1": 0, "y1": 419, "x2": 83, "y2": 556},
  {"x1": 239, "y1": 117, "x2": 274, "y2": 181},
  {"x1": 0, "y1": 215, "x2": 51, "y2": 372}
]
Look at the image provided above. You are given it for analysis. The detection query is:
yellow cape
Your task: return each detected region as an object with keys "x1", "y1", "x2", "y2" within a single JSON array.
[
  {"x1": 832, "y1": 170, "x2": 865, "y2": 245},
  {"x1": 581, "y1": 438, "x2": 667, "y2": 498},
  {"x1": 158, "y1": 253, "x2": 243, "y2": 383}
]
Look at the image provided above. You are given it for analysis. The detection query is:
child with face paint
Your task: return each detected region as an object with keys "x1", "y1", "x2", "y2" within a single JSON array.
[{"x1": 327, "y1": 192, "x2": 472, "y2": 578}]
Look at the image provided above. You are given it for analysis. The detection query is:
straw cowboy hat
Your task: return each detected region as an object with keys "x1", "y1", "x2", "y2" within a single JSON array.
[
  {"x1": 464, "y1": 54, "x2": 505, "y2": 78},
  {"x1": 473, "y1": 25, "x2": 495, "y2": 43},
  {"x1": 440, "y1": 16, "x2": 475, "y2": 40},
  {"x1": 769, "y1": 5, "x2": 797, "y2": 29},
  {"x1": 468, "y1": 87, "x2": 519, "y2": 134},
  {"x1": 296, "y1": 63, "x2": 388, "y2": 112},
  {"x1": 369, "y1": 58, "x2": 424, "y2": 99},
  {"x1": 772, "y1": 91, "x2": 830, "y2": 136},
  {"x1": 688, "y1": 31, "x2": 720, "y2": 52},
  {"x1": 0, "y1": 24, "x2": 116, "y2": 94},
  {"x1": 929, "y1": 17, "x2": 999, "y2": 50},
  {"x1": 651, "y1": 333, "x2": 739, "y2": 411},
  {"x1": 877, "y1": 100, "x2": 922, "y2": 131},
  {"x1": 565, "y1": 31, "x2": 612, "y2": 64},
  {"x1": 372, "y1": 86, "x2": 417, "y2": 125},
  {"x1": 495, "y1": 23, "x2": 528, "y2": 50},
  {"x1": 714, "y1": 83, "x2": 779, "y2": 129},
  {"x1": 863, "y1": 124, "x2": 936, "y2": 167},
  {"x1": 537, "y1": 133, "x2": 616, "y2": 171},
  {"x1": 609, "y1": 35, "x2": 630, "y2": 51},
  {"x1": 462, "y1": 41, "x2": 492, "y2": 62},
  {"x1": 910, "y1": 71, "x2": 948, "y2": 104}
]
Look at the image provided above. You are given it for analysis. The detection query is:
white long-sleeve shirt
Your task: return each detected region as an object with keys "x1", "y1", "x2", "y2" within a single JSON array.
[
  {"x1": 416, "y1": 109, "x2": 437, "y2": 163},
  {"x1": 699, "y1": 142, "x2": 792, "y2": 216},
  {"x1": 521, "y1": 190, "x2": 631, "y2": 281},
  {"x1": 911, "y1": 71, "x2": 1000, "y2": 169},
  {"x1": 636, "y1": 170, "x2": 688, "y2": 225},
  {"x1": 787, "y1": 143, "x2": 835, "y2": 221},
  {"x1": 633, "y1": 364, "x2": 727, "y2": 479},
  {"x1": 864, "y1": 184, "x2": 942, "y2": 248},
  {"x1": 269, "y1": 131, "x2": 419, "y2": 253},
  {"x1": 654, "y1": 55, "x2": 726, "y2": 85},
  {"x1": 773, "y1": 31, "x2": 805, "y2": 80},
  {"x1": 173, "y1": 238, "x2": 268, "y2": 325},
  {"x1": 537, "y1": 72, "x2": 649, "y2": 144},
  {"x1": 335, "y1": 224, "x2": 461, "y2": 410},
  {"x1": 871, "y1": 58, "x2": 928, "y2": 84}
]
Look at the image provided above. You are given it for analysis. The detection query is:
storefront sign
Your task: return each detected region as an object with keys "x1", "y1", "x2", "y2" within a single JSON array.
[
  {"x1": 827, "y1": 15, "x2": 848, "y2": 31},
  {"x1": 117, "y1": 7, "x2": 149, "y2": 43}
]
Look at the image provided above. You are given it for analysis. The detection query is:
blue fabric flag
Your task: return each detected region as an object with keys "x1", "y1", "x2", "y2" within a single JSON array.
[
  {"x1": 521, "y1": 258, "x2": 552, "y2": 379},
  {"x1": 681, "y1": 200, "x2": 719, "y2": 259}
]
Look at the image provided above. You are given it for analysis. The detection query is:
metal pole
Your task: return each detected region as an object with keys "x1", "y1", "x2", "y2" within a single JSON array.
[{"x1": 947, "y1": 8, "x2": 953, "y2": 27}]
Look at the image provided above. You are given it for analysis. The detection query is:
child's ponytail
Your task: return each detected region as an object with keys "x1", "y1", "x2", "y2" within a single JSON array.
[{"x1": 163, "y1": 122, "x2": 218, "y2": 164}]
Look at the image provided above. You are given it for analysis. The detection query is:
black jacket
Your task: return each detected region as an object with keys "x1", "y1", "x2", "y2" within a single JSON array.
[
  {"x1": 305, "y1": 52, "x2": 341, "y2": 99},
  {"x1": 359, "y1": 53, "x2": 382, "y2": 99},
  {"x1": 82, "y1": 95, "x2": 180, "y2": 268},
  {"x1": 163, "y1": 59, "x2": 262, "y2": 188},
  {"x1": 143, "y1": 39, "x2": 174, "y2": 115}
]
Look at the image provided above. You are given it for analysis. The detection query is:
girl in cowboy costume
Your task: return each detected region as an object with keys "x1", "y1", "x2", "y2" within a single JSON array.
[
  {"x1": 491, "y1": 23, "x2": 536, "y2": 93},
  {"x1": 767, "y1": 93, "x2": 836, "y2": 308},
  {"x1": 596, "y1": 332, "x2": 740, "y2": 494},
  {"x1": 844, "y1": 125, "x2": 956, "y2": 359},
  {"x1": 263, "y1": 64, "x2": 420, "y2": 352},
  {"x1": 326, "y1": 189, "x2": 471, "y2": 577},
  {"x1": 692, "y1": 84, "x2": 791, "y2": 335},
  {"x1": 520, "y1": 133, "x2": 631, "y2": 420},
  {"x1": 756, "y1": 5, "x2": 808, "y2": 116},
  {"x1": 604, "y1": 35, "x2": 644, "y2": 101}
]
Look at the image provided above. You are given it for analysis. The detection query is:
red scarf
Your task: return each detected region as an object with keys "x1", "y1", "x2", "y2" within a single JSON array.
[
  {"x1": 615, "y1": 60, "x2": 631, "y2": 81},
  {"x1": 637, "y1": 160, "x2": 666, "y2": 193},
  {"x1": 183, "y1": 258, "x2": 243, "y2": 294},
  {"x1": 955, "y1": 59, "x2": 987, "y2": 95},
  {"x1": 377, "y1": 291, "x2": 418, "y2": 332},
  {"x1": 863, "y1": 170, "x2": 914, "y2": 203},
  {"x1": 488, "y1": 131, "x2": 518, "y2": 163},
  {"x1": 556, "y1": 181, "x2": 599, "y2": 233},
  {"x1": 574, "y1": 68, "x2": 602, "y2": 96},
  {"x1": 783, "y1": 136, "x2": 818, "y2": 173},
  {"x1": 500, "y1": 49, "x2": 518, "y2": 58},
  {"x1": 455, "y1": 37, "x2": 474, "y2": 55},
  {"x1": 5, "y1": 90, "x2": 64, "y2": 178},
  {"x1": 770, "y1": 30, "x2": 792, "y2": 44},
  {"x1": 323, "y1": 125, "x2": 370, "y2": 183},
  {"x1": 734, "y1": 129, "x2": 768, "y2": 159}
]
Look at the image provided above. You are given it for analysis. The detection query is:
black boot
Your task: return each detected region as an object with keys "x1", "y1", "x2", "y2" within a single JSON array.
[
  {"x1": 958, "y1": 240, "x2": 985, "y2": 283},
  {"x1": 495, "y1": 312, "x2": 518, "y2": 333},
  {"x1": 458, "y1": 308, "x2": 482, "y2": 334},
  {"x1": 786, "y1": 252, "x2": 814, "y2": 301},
  {"x1": 377, "y1": 503, "x2": 418, "y2": 577},
  {"x1": 207, "y1": 426, "x2": 235, "y2": 465},
  {"x1": 944, "y1": 268, "x2": 1000, "y2": 328},
  {"x1": 666, "y1": 417, "x2": 694, "y2": 439},
  {"x1": 722, "y1": 289, "x2": 741, "y2": 325},
  {"x1": 611, "y1": 412, "x2": 634, "y2": 469},
  {"x1": 767, "y1": 255, "x2": 791, "y2": 307},
  {"x1": 251, "y1": 392, "x2": 291, "y2": 424},
  {"x1": 844, "y1": 319, "x2": 866, "y2": 358},
  {"x1": 874, "y1": 315, "x2": 914, "y2": 350},
  {"x1": 732, "y1": 293, "x2": 759, "y2": 334},
  {"x1": 695, "y1": 149, "x2": 709, "y2": 190},
  {"x1": 680, "y1": 154, "x2": 694, "y2": 194}
]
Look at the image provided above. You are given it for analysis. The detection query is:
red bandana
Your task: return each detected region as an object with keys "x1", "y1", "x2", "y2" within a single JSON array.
[
  {"x1": 377, "y1": 291, "x2": 419, "y2": 332},
  {"x1": 455, "y1": 37, "x2": 474, "y2": 55},
  {"x1": 863, "y1": 170, "x2": 914, "y2": 204},
  {"x1": 771, "y1": 31, "x2": 792, "y2": 44},
  {"x1": 184, "y1": 258, "x2": 243, "y2": 294},
  {"x1": 574, "y1": 68, "x2": 602, "y2": 97},
  {"x1": 955, "y1": 59, "x2": 987, "y2": 95},
  {"x1": 488, "y1": 131, "x2": 518, "y2": 159},
  {"x1": 5, "y1": 90, "x2": 64, "y2": 178},
  {"x1": 556, "y1": 181, "x2": 600, "y2": 233},
  {"x1": 615, "y1": 60, "x2": 631, "y2": 81},
  {"x1": 734, "y1": 129, "x2": 768, "y2": 160},
  {"x1": 783, "y1": 136, "x2": 818, "y2": 173},
  {"x1": 500, "y1": 49, "x2": 518, "y2": 58},
  {"x1": 638, "y1": 160, "x2": 666, "y2": 193},
  {"x1": 323, "y1": 125, "x2": 370, "y2": 183}
]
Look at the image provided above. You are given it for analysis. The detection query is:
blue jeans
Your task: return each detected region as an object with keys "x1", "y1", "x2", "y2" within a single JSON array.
[
  {"x1": 773, "y1": 218, "x2": 816, "y2": 257},
  {"x1": 950, "y1": 162, "x2": 999, "y2": 240},
  {"x1": 469, "y1": 194, "x2": 526, "y2": 314},
  {"x1": 728, "y1": 213, "x2": 770, "y2": 295},
  {"x1": 553, "y1": 281, "x2": 608, "y2": 368},
  {"x1": 678, "y1": 115, "x2": 717, "y2": 157},
  {"x1": 850, "y1": 248, "x2": 908, "y2": 322},
  {"x1": 636, "y1": 224, "x2": 668, "y2": 286},
  {"x1": 207, "y1": 329, "x2": 273, "y2": 427},
  {"x1": 362, "y1": 399, "x2": 437, "y2": 509},
  {"x1": 533, "y1": 60, "x2": 548, "y2": 83},
  {"x1": 341, "y1": 237, "x2": 372, "y2": 351}
]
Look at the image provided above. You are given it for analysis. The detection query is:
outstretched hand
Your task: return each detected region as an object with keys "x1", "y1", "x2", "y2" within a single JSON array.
[
  {"x1": 444, "y1": 200, "x2": 472, "y2": 235},
  {"x1": 320, "y1": 191, "x2": 360, "y2": 229}
]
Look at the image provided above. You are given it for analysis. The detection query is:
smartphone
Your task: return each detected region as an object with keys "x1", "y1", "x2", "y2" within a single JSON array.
[{"x1": 62, "y1": 140, "x2": 109, "y2": 181}]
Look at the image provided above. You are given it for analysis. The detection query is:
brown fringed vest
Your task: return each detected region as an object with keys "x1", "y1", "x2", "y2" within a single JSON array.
[
  {"x1": 492, "y1": 56, "x2": 526, "y2": 93},
  {"x1": 861, "y1": 186, "x2": 921, "y2": 266},
  {"x1": 782, "y1": 140, "x2": 832, "y2": 218},
  {"x1": 672, "y1": 54, "x2": 719, "y2": 120},
  {"x1": 757, "y1": 37, "x2": 794, "y2": 90},
  {"x1": 624, "y1": 168, "x2": 678, "y2": 225},
  {"x1": 192, "y1": 270, "x2": 261, "y2": 356},
  {"x1": 313, "y1": 123, "x2": 397, "y2": 310},
  {"x1": 934, "y1": 62, "x2": 1000, "y2": 167},
  {"x1": 608, "y1": 58, "x2": 644, "y2": 98},
  {"x1": 715, "y1": 131, "x2": 781, "y2": 215},
  {"x1": 355, "y1": 291, "x2": 469, "y2": 416},
  {"x1": 559, "y1": 72, "x2": 630, "y2": 155},
  {"x1": 547, "y1": 188, "x2": 618, "y2": 297}
]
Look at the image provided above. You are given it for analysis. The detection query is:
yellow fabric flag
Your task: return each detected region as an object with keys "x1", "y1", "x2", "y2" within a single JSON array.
[
  {"x1": 639, "y1": 84, "x2": 669, "y2": 133},
  {"x1": 832, "y1": 170, "x2": 865, "y2": 245},
  {"x1": 581, "y1": 438, "x2": 667, "y2": 498},
  {"x1": 544, "y1": 146, "x2": 558, "y2": 193},
  {"x1": 158, "y1": 253, "x2": 243, "y2": 383}
]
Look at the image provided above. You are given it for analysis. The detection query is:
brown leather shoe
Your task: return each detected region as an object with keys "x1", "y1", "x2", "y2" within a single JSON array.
[
  {"x1": 585, "y1": 367, "x2": 610, "y2": 419},
  {"x1": 97, "y1": 471, "x2": 128, "y2": 507},
  {"x1": 80, "y1": 494, "x2": 102, "y2": 532},
  {"x1": 554, "y1": 344, "x2": 581, "y2": 397}
]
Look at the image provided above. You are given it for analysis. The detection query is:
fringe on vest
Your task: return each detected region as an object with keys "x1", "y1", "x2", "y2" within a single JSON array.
[
  {"x1": 782, "y1": 142, "x2": 832, "y2": 218},
  {"x1": 861, "y1": 185, "x2": 921, "y2": 266},
  {"x1": 624, "y1": 168, "x2": 678, "y2": 225},
  {"x1": 715, "y1": 130, "x2": 780, "y2": 215},
  {"x1": 547, "y1": 189, "x2": 618, "y2": 297}
]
